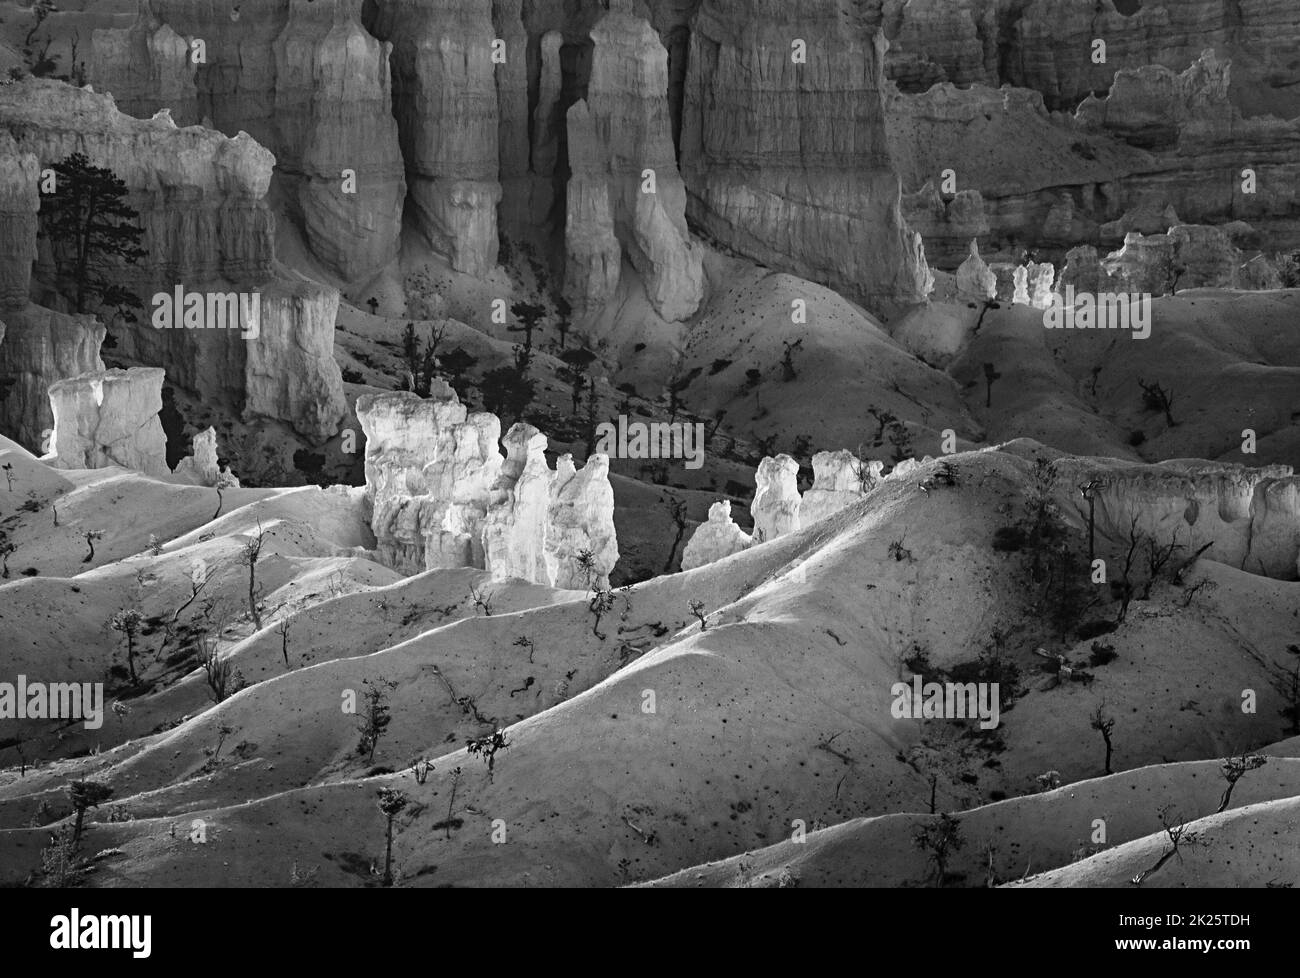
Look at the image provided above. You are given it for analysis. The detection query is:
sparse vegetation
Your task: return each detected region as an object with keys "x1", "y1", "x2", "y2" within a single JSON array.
[
  {"x1": 1138, "y1": 378, "x2": 1178, "y2": 427},
  {"x1": 377, "y1": 788, "x2": 409, "y2": 888},
  {"x1": 356, "y1": 679, "x2": 394, "y2": 764},
  {"x1": 82, "y1": 529, "x2": 104, "y2": 564},
  {"x1": 240, "y1": 521, "x2": 268, "y2": 630},
  {"x1": 66, "y1": 779, "x2": 114, "y2": 845},
  {"x1": 913, "y1": 813, "x2": 964, "y2": 887},
  {"x1": 1217, "y1": 753, "x2": 1266, "y2": 813},
  {"x1": 466, "y1": 729, "x2": 510, "y2": 782},
  {"x1": 108, "y1": 608, "x2": 145, "y2": 684},
  {"x1": 1089, "y1": 703, "x2": 1116, "y2": 775},
  {"x1": 1130, "y1": 805, "x2": 1202, "y2": 886}
]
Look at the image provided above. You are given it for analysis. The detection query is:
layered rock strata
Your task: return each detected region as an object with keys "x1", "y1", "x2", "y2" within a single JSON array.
[
  {"x1": 681, "y1": 0, "x2": 932, "y2": 319},
  {"x1": 370, "y1": 0, "x2": 501, "y2": 277},
  {"x1": 564, "y1": 0, "x2": 703, "y2": 322}
]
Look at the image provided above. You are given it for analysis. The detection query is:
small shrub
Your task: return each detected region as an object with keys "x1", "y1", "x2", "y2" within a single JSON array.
[{"x1": 1088, "y1": 642, "x2": 1118, "y2": 667}]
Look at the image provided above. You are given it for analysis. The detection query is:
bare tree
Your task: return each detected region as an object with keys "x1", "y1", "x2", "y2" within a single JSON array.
[
  {"x1": 1077, "y1": 478, "x2": 1106, "y2": 563},
  {"x1": 82, "y1": 529, "x2": 104, "y2": 564},
  {"x1": 239, "y1": 521, "x2": 268, "y2": 630},
  {"x1": 1217, "y1": 753, "x2": 1267, "y2": 814},
  {"x1": 1130, "y1": 806, "x2": 1202, "y2": 886},
  {"x1": 982, "y1": 362, "x2": 1002, "y2": 408},
  {"x1": 108, "y1": 608, "x2": 144, "y2": 683},
  {"x1": 513, "y1": 635, "x2": 535, "y2": 663},
  {"x1": 589, "y1": 588, "x2": 615, "y2": 640},
  {"x1": 1090, "y1": 702, "x2": 1116, "y2": 774},
  {"x1": 1138, "y1": 378, "x2": 1178, "y2": 427},
  {"x1": 1141, "y1": 534, "x2": 1183, "y2": 600},
  {"x1": 470, "y1": 583, "x2": 494, "y2": 616},
  {"x1": 689, "y1": 599, "x2": 708, "y2": 630},
  {"x1": 199, "y1": 633, "x2": 242, "y2": 703},
  {"x1": 1114, "y1": 516, "x2": 1144, "y2": 623},
  {"x1": 277, "y1": 618, "x2": 291, "y2": 668}
]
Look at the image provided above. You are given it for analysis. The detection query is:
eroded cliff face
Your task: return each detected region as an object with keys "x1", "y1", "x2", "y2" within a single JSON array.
[
  {"x1": 0, "y1": 133, "x2": 40, "y2": 310},
  {"x1": 94, "y1": 0, "x2": 405, "y2": 285},
  {"x1": 564, "y1": 0, "x2": 703, "y2": 322},
  {"x1": 1051, "y1": 222, "x2": 1279, "y2": 296},
  {"x1": 243, "y1": 279, "x2": 347, "y2": 442},
  {"x1": 887, "y1": 48, "x2": 1300, "y2": 269},
  {"x1": 0, "y1": 79, "x2": 346, "y2": 445},
  {"x1": 864, "y1": 0, "x2": 1300, "y2": 116},
  {"x1": 91, "y1": 0, "x2": 198, "y2": 125},
  {"x1": 0, "y1": 304, "x2": 106, "y2": 453},
  {"x1": 1, "y1": 79, "x2": 275, "y2": 291},
  {"x1": 1054, "y1": 457, "x2": 1300, "y2": 580},
  {"x1": 681, "y1": 0, "x2": 932, "y2": 318},
  {"x1": 371, "y1": 0, "x2": 502, "y2": 278},
  {"x1": 356, "y1": 384, "x2": 618, "y2": 588},
  {"x1": 47, "y1": 367, "x2": 168, "y2": 476},
  {"x1": 271, "y1": 0, "x2": 405, "y2": 282}
]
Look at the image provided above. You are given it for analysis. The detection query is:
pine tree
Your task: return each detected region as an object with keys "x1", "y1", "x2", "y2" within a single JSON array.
[{"x1": 38, "y1": 153, "x2": 147, "y2": 320}]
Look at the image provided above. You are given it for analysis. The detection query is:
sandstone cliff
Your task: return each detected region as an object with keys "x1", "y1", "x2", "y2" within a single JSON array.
[
  {"x1": 0, "y1": 304, "x2": 106, "y2": 453},
  {"x1": 1054, "y1": 456, "x2": 1300, "y2": 581},
  {"x1": 95, "y1": 0, "x2": 405, "y2": 285},
  {"x1": 370, "y1": 0, "x2": 501, "y2": 277},
  {"x1": 271, "y1": 0, "x2": 405, "y2": 282},
  {"x1": 91, "y1": 0, "x2": 198, "y2": 125},
  {"x1": 564, "y1": 0, "x2": 703, "y2": 322},
  {"x1": 681, "y1": 0, "x2": 932, "y2": 319},
  {"x1": 0, "y1": 133, "x2": 40, "y2": 309},
  {"x1": 1, "y1": 79, "x2": 346, "y2": 445}
]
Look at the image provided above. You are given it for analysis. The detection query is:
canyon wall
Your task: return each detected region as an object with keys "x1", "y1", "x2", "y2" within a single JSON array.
[
  {"x1": 681, "y1": 0, "x2": 932, "y2": 318},
  {"x1": 888, "y1": 49, "x2": 1300, "y2": 268},
  {"x1": 0, "y1": 79, "x2": 345, "y2": 445},
  {"x1": 0, "y1": 130, "x2": 108, "y2": 450},
  {"x1": 565, "y1": 0, "x2": 703, "y2": 322},
  {"x1": 94, "y1": 0, "x2": 404, "y2": 285},
  {"x1": 1055, "y1": 457, "x2": 1300, "y2": 581},
  {"x1": 370, "y1": 0, "x2": 501, "y2": 278}
]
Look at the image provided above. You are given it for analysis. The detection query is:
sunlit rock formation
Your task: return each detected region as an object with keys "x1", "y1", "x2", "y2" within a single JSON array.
[
  {"x1": 681, "y1": 500, "x2": 752, "y2": 572},
  {"x1": 356, "y1": 385, "x2": 618, "y2": 588},
  {"x1": 172, "y1": 427, "x2": 240, "y2": 487},
  {"x1": 46, "y1": 367, "x2": 168, "y2": 476}
]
